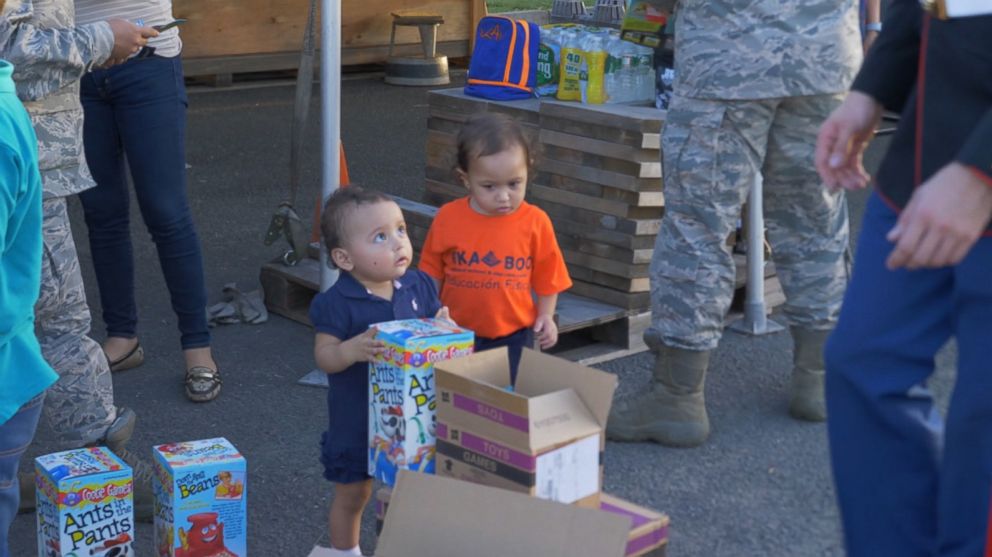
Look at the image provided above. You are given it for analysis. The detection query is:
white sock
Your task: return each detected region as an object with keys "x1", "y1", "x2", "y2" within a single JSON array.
[{"x1": 328, "y1": 545, "x2": 362, "y2": 556}]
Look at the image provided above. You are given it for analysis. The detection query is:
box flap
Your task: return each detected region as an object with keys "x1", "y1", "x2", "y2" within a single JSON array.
[
  {"x1": 35, "y1": 447, "x2": 127, "y2": 480},
  {"x1": 374, "y1": 318, "x2": 473, "y2": 341},
  {"x1": 516, "y1": 349, "x2": 618, "y2": 428},
  {"x1": 153, "y1": 438, "x2": 244, "y2": 468},
  {"x1": 375, "y1": 471, "x2": 629, "y2": 557},
  {"x1": 527, "y1": 389, "x2": 602, "y2": 452},
  {"x1": 435, "y1": 347, "x2": 512, "y2": 389}
]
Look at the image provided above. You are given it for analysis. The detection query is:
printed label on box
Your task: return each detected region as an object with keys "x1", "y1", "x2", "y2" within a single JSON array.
[
  {"x1": 369, "y1": 319, "x2": 474, "y2": 486},
  {"x1": 534, "y1": 434, "x2": 600, "y2": 504},
  {"x1": 153, "y1": 438, "x2": 246, "y2": 557},
  {"x1": 35, "y1": 447, "x2": 134, "y2": 557},
  {"x1": 437, "y1": 423, "x2": 599, "y2": 504}
]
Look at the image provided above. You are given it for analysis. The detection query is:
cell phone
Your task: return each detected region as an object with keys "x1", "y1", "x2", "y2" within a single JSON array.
[{"x1": 153, "y1": 18, "x2": 186, "y2": 32}]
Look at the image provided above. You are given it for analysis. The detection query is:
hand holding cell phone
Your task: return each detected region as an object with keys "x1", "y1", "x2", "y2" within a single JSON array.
[{"x1": 154, "y1": 19, "x2": 187, "y2": 32}]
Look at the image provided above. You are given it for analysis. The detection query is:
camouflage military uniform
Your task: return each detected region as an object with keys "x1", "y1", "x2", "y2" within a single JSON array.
[
  {"x1": 1, "y1": 0, "x2": 118, "y2": 447},
  {"x1": 648, "y1": 0, "x2": 863, "y2": 351}
]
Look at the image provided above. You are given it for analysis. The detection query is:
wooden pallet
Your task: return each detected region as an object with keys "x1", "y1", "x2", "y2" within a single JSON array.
[
  {"x1": 549, "y1": 295, "x2": 650, "y2": 365},
  {"x1": 259, "y1": 255, "x2": 652, "y2": 364},
  {"x1": 259, "y1": 256, "x2": 324, "y2": 326},
  {"x1": 263, "y1": 194, "x2": 783, "y2": 366}
]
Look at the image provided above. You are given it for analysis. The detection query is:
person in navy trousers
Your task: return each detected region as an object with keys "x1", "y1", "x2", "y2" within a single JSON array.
[{"x1": 816, "y1": 1, "x2": 992, "y2": 555}]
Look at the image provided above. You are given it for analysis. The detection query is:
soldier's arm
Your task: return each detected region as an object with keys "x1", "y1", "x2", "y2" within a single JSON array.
[
  {"x1": 850, "y1": 0, "x2": 922, "y2": 113},
  {"x1": 0, "y1": 1, "x2": 114, "y2": 102}
]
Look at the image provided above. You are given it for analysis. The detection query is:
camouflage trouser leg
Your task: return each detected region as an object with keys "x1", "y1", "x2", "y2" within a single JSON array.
[
  {"x1": 761, "y1": 94, "x2": 850, "y2": 331},
  {"x1": 647, "y1": 95, "x2": 849, "y2": 351},
  {"x1": 35, "y1": 197, "x2": 116, "y2": 448}
]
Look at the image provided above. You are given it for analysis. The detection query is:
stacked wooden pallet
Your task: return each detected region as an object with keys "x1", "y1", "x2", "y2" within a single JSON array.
[
  {"x1": 424, "y1": 91, "x2": 541, "y2": 208},
  {"x1": 425, "y1": 89, "x2": 663, "y2": 310}
]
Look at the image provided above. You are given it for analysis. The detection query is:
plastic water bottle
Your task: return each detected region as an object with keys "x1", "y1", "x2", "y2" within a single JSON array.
[
  {"x1": 636, "y1": 45, "x2": 654, "y2": 102},
  {"x1": 604, "y1": 36, "x2": 623, "y2": 103},
  {"x1": 618, "y1": 42, "x2": 637, "y2": 103}
]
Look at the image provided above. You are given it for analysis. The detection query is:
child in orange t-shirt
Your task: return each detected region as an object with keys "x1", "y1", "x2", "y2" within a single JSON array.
[{"x1": 420, "y1": 113, "x2": 572, "y2": 381}]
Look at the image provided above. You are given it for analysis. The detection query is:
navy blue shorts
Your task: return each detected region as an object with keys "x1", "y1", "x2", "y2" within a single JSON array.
[
  {"x1": 476, "y1": 327, "x2": 533, "y2": 384},
  {"x1": 320, "y1": 433, "x2": 370, "y2": 485}
]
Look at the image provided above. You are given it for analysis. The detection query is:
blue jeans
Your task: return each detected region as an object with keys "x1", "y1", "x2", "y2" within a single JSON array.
[
  {"x1": 79, "y1": 55, "x2": 210, "y2": 350},
  {"x1": 826, "y1": 193, "x2": 992, "y2": 557},
  {"x1": 0, "y1": 394, "x2": 44, "y2": 557}
]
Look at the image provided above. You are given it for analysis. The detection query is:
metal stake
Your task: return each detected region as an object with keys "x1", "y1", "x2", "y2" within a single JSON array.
[
  {"x1": 299, "y1": 0, "x2": 343, "y2": 388},
  {"x1": 730, "y1": 173, "x2": 784, "y2": 336}
]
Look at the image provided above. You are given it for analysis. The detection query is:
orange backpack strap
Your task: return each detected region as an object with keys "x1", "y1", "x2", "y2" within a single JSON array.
[{"x1": 517, "y1": 20, "x2": 531, "y2": 89}]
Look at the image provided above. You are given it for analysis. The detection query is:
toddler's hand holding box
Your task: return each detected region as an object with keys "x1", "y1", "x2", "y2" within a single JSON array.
[{"x1": 369, "y1": 318, "x2": 474, "y2": 486}]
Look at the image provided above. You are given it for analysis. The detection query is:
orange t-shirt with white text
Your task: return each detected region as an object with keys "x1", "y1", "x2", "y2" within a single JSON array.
[{"x1": 419, "y1": 198, "x2": 572, "y2": 339}]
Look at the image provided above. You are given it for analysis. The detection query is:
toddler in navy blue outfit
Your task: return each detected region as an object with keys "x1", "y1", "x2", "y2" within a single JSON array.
[{"x1": 309, "y1": 187, "x2": 447, "y2": 556}]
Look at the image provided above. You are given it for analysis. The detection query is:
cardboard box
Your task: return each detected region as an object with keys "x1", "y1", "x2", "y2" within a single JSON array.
[
  {"x1": 619, "y1": 0, "x2": 673, "y2": 47},
  {"x1": 434, "y1": 348, "x2": 617, "y2": 507},
  {"x1": 600, "y1": 494, "x2": 670, "y2": 557},
  {"x1": 369, "y1": 318, "x2": 474, "y2": 486},
  {"x1": 374, "y1": 487, "x2": 669, "y2": 556},
  {"x1": 309, "y1": 470, "x2": 630, "y2": 557},
  {"x1": 153, "y1": 438, "x2": 247, "y2": 557},
  {"x1": 35, "y1": 447, "x2": 134, "y2": 557}
]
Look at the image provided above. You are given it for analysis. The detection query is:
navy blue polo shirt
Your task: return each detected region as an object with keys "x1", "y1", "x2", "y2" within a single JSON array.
[{"x1": 309, "y1": 269, "x2": 441, "y2": 478}]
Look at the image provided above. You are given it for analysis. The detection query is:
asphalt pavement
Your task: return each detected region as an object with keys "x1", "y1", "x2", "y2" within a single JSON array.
[{"x1": 8, "y1": 71, "x2": 957, "y2": 556}]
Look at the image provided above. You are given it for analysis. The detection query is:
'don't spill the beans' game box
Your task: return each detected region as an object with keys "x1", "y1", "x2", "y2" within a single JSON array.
[
  {"x1": 34, "y1": 447, "x2": 134, "y2": 557},
  {"x1": 369, "y1": 318, "x2": 474, "y2": 486},
  {"x1": 153, "y1": 438, "x2": 246, "y2": 557}
]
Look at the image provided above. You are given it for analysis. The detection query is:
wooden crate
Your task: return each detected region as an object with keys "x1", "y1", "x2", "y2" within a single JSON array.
[
  {"x1": 259, "y1": 256, "x2": 324, "y2": 325},
  {"x1": 174, "y1": 0, "x2": 484, "y2": 80}
]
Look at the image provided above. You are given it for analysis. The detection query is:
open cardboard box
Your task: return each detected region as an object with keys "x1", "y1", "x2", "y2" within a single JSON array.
[
  {"x1": 434, "y1": 348, "x2": 617, "y2": 507},
  {"x1": 375, "y1": 487, "x2": 670, "y2": 557},
  {"x1": 364, "y1": 471, "x2": 629, "y2": 557}
]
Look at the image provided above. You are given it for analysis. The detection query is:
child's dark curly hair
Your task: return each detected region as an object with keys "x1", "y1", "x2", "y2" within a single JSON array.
[
  {"x1": 319, "y1": 186, "x2": 393, "y2": 268},
  {"x1": 455, "y1": 113, "x2": 535, "y2": 174}
]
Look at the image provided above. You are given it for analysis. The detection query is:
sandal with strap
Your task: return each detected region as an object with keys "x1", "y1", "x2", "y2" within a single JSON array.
[
  {"x1": 185, "y1": 366, "x2": 222, "y2": 402},
  {"x1": 107, "y1": 342, "x2": 144, "y2": 373}
]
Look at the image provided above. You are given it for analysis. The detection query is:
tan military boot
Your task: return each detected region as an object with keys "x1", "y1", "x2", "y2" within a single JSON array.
[
  {"x1": 788, "y1": 327, "x2": 829, "y2": 422},
  {"x1": 18, "y1": 407, "x2": 153, "y2": 521},
  {"x1": 607, "y1": 346, "x2": 711, "y2": 447},
  {"x1": 103, "y1": 408, "x2": 154, "y2": 522}
]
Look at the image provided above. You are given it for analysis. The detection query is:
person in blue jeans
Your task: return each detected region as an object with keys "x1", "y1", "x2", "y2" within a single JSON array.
[
  {"x1": 816, "y1": 1, "x2": 992, "y2": 554},
  {"x1": 0, "y1": 58, "x2": 59, "y2": 557},
  {"x1": 75, "y1": 1, "x2": 220, "y2": 402}
]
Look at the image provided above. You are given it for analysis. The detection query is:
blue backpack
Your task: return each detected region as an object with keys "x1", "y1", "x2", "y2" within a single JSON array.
[{"x1": 464, "y1": 16, "x2": 540, "y2": 100}]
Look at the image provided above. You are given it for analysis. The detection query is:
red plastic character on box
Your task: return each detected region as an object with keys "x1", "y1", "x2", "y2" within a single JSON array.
[{"x1": 176, "y1": 513, "x2": 237, "y2": 557}]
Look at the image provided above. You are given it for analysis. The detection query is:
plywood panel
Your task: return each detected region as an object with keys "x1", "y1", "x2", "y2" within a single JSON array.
[{"x1": 175, "y1": 0, "x2": 475, "y2": 59}]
